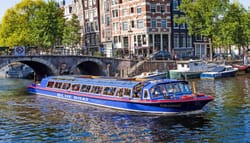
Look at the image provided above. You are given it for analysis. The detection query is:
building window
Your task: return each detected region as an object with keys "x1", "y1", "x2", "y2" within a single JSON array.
[
  {"x1": 151, "y1": 19, "x2": 156, "y2": 28},
  {"x1": 173, "y1": 0, "x2": 178, "y2": 10},
  {"x1": 84, "y1": 0, "x2": 88, "y2": 8},
  {"x1": 130, "y1": 7, "x2": 134, "y2": 14},
  {"x1": 124, "y1": 37, "x2": 128, "y2": 47},
  {"x1": 160, "y1": 5, "x2": 165, "y2": 13},
  {"x1": 180, "y1": 23, "x2": 186, "y2": 29},
  {"x1": 94, "y1": 9, "x2": 97, "y2": 17},
  {"x1": 123, "y1": 22, "x2": 128, "y2": 31},
  {"x1": 131, "y1": 20, "x2": 135, "y2": 28},
  {"x1": 123, "y1": 8, "x2": 128, "y2": 16},
  {"x1": 187, "y1": 35, "x2": 192, "y2": 47},
  {"x1": 179, "y1": 33, "x2": 186, "y2": 48},
  {"x1": 174, "y1": 33, "x2": 179, "y2": 48},
  {"x1": 137, "y1": 19, "x2": 144, "y2": 29},
  {"x1": 137, "y1": 6, "x2": 141, "y2": 14},
  {"x1": 137, "y1": 35, "x2": 142, "y2": 46},
  {"x1": 93, "y1": 0, "x2": 96, "y2": 5},
  {"x1": 112, "y1": 9, "x2": 119, "y2": 18},
  {"x1": 85, "y1": 11, "x2": 89, "y2": 19},
  {"x1": 88, "y1": 0, "x2": 92, "y2": 7},
  {"x1": 150, "y1": 4, "x2": 156, "y2": 12},
  {"x1": 142, "y1": 35, "x2": 146, "y2": 45},
  {"x1": 106, "y1": 15, "x2": 110, "y2": 26},
  {"x1": 174, "y1": 22, "x2": 179, "y2": 29},
  {"x1": 195, "y1": 35, "x2": 203, "y2": 41},
  {"x1": 105, "y1": 1, "x2": 110, "y2": 12},
  {"x1": 113, "y1": 22, "x2": 119, "y2": 31},
  {"x1": 112, "y1": 0, "x2": 118, "y2": 5},
  {"x1": 161, "y1": 19, "x2": 167, "y2": 28},
  {"x1": 95, "y1": 21, "x2": 98, "y2": 31}
]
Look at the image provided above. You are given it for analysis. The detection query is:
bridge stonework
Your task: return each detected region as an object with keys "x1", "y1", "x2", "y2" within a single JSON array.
[{"x1": 0, "y1": 55, "x2": 176, "y2": 79}]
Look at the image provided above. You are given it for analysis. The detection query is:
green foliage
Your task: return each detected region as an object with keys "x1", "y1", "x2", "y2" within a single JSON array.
[
  {"x1": 62, "y1": 14, "x2": 81, "y2": 48},
  {"x1": 31, "y1": 0, "x2": 65, "y2": 49},
  {"x1": 0, "y1": 0, "x2": 66, "y2": 50},
  {"x1": 175, "y1": 0, "x2": 250, "y2": 50},
  {"x1": 0, "y1": 0, "x2": 45, "y2": 47}
]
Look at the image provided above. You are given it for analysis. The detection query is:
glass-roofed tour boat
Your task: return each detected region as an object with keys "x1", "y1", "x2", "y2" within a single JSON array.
[{"x1": 28, "y1": 75, "x2": 214, "y2": 114}]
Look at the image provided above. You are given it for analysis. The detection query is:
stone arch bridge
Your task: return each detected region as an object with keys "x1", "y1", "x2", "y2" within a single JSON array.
[{"x1": 0, "y1": 55, "x2": 176, "y2": 80}]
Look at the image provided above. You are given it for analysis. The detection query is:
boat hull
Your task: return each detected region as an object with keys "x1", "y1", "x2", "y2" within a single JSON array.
[
  {"x1": 28, "y1": 86, "x2": 213, "y2": 114},
  {"x1": 169, "y1": 70, "x2": 201, "y2": 80},
  {"x1": 200, "y1": 70, "x2": 237, "y2": 79}
]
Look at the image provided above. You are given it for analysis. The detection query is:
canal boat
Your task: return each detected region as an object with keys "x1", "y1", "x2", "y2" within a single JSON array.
[
  {"x1": 169, "y1": 60, "x2": 217, "y2": 80},
  {"x1": 200, "y1": 65, "x2": 238, "y2": 79},
  {"x1": 133, "y1": 70, "x2": 168, "y2": 79},
  {"x1": 28, "y1": 75, "x2": 214, "y2": 114},
  {"x1": 232, "y1": 64, "x2": 249, "y2": 74}
]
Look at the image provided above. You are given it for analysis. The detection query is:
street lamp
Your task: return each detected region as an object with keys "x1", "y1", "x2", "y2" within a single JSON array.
[{"x1": 128, "y1": 29, "x2": 133, "y2": 59}]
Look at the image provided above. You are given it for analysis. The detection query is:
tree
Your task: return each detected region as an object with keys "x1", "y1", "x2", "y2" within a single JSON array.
[
  {"x1": 31, "y1": 0, "x2": 65, "y2": 51},
  {"x1": 175, "y1": 0, "x2": 229, "y2": 60},
  {"x1": 62, "y1": 14, "x2": 81, "y2": 51},
  {"x1": 0, "y1": 0, "x2": 45, "y2": 47},
  {"x1": 221, "y1": 3, "x2": 249, "y2": 55}
]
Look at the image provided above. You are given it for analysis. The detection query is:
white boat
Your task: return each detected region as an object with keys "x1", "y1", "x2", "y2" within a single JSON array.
[
  {"x1": 200, "y1": 65, "x2": 238, "y2": 79},
  {"x1": 134, "y1": 70, "x2": 168, "y2": 79},
  {"x1": 169, "y1": 60, "x2": 217, "y2": 79}
]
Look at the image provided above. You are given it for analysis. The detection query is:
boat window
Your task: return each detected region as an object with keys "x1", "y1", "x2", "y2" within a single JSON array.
[
  {"x1": 143, "y1": 90, "x2": 149, "y2": 99},
  {"x1": 103, "y1": 87, "x2": 116, "y2": 96},
  {"x1": 166, "y1": 82, "x2": 191, "y2": 94},
  {"x1": 47, "y1": 81, "x2": 54, "y2": 88},
  {"x1": 115, "y1": 88, "x2": 123, "y2": 97},
  {"x1": 150, "y1": 85, "x2": 164, "y2": 98},
  {"x1": 55, "y1": 82, "x2": 62, "y2": 89},
  {"x1": 124, "y1": 88, "x2": 131, "y2": 97},
  {"x1": 133, "y1": 87, "x2": 141, "y2": 99},
  {"x1": 80, "y1": 84, "x2": 91, "y2": 92},
  {"x1": 71, "y1": 84, "x2": 80, "y2": 91},
  {"x1": 96, "y1": 86, "x2": 103, "y2": 94},
  {"x1": 90, "y1": 86, "x2": 103, "y2": 94},
  {"x1": 62, "y1": 83, "x2": 71, "y2": 90}
]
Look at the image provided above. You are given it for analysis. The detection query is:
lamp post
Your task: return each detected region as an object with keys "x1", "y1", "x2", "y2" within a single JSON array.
[{"x1": 128, "y1": 29, "x2": 133, "y2": 59}]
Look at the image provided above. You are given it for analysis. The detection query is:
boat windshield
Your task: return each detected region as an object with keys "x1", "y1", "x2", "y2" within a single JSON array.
[
  {"x1": 210, "y1": 66, "x2": 225, "y2": 72},
  {"x1": 150, "y1": 82, "x2": 191, "y2": 99}
]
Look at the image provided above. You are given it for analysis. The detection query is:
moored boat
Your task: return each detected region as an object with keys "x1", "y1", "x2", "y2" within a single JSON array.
[
  {"x1": 232, "y1": 64, "x2": 248, "y2": 72},
  {"x1": 169, "y1": 60, "x2": 217, "y2": 80},
  {"x1": 28, "y1": 76, "x2": 214, "y2": 114},
  {"x1": 200, "y1": 65, "x2": 238, "y2": 79},
  {"x1": 133, "y1": 70, "x2": 168, "y2": 79}
]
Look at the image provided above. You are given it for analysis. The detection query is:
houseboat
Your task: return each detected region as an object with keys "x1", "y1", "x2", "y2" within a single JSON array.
[
  {"x1": 169, "y1": 60, "x2": 217, "y2": 80},
  {"x1": 28, "y1": 76, "x2": 214, "y2": 114},
  {"x1": 200, "y1": 65, "x2": 238, "y2": 79}
]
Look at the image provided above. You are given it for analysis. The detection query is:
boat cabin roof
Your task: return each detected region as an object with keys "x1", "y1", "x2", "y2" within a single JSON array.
[{"x1": 41, "y1": 76, "x2": 187, "y2": 89}]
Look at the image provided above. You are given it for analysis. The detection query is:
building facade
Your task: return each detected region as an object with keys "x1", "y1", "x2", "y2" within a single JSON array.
[
  {"x1": 171, "y1": 0, "x2": 193, "y2": 59},
  {"x1": 99, "y1": 0, "x2": 172, "y2": 58},
  {"x1": 62, "y1": 0, "x2": 210, "y2": 59}
]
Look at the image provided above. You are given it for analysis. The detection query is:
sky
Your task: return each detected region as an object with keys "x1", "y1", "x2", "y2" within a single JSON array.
[{"x1": 0, "y1": 0, "x2": 249, "y2": 21}]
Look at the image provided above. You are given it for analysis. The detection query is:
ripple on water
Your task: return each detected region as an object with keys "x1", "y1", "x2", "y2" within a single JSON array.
[{"x1": 0, "y1": 77, "x2": 250, "y2": 142}]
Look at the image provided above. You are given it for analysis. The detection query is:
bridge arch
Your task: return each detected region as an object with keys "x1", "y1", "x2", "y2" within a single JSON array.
[
  {"x1": 71, "y1": 58, "x2": 107, "y2": 76},
  {"x1": 2, "y1": 57, "x2": 57, "y2": 79}
]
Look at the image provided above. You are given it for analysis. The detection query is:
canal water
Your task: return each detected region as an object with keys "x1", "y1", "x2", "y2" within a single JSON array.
[{"x1": 0, "y1": 76, "x2": 249, "y2": 143}]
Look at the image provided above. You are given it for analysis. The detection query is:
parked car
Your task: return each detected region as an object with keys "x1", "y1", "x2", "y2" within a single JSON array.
[
  {"x1": 178, "y1": 55, "x2": 200, "y2": 60},
  {"x1": 149, "y1": 51, "x2": 172, "y2": 60},
  {"x1": 213, "y1": 53, "x2": 240, "y2": 60}
]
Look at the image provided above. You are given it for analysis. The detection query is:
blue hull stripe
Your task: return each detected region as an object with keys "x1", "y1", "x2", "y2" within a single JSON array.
[{"x1": 28, "y1": 86, "x2": 212, "y2": 114}]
